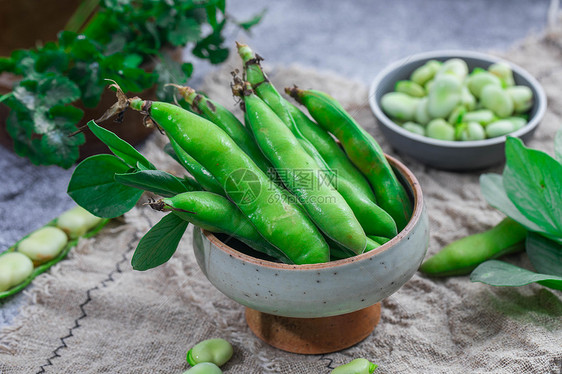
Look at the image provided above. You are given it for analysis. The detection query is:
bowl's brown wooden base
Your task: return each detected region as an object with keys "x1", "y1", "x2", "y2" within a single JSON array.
[{"x1": 245, "y1": 303, "x2": 381, "y2": 354}]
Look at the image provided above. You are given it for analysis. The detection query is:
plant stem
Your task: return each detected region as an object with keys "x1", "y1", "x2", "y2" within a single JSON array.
[
  {"x1": 0, "y1": 92, "x2": 13, "y2": 103},
  {"x1": 64, "y1": 0, "x2": 100, "y2": 33}
]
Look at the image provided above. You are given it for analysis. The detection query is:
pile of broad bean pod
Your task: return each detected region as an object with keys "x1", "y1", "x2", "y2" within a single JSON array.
[
  {"x1": 0, "y1": 206, "x2": 107, "y2": 297},
  {"x1": 381, "y1": 58, "x2": 534, "y2": 141},
  {"x1": 125, "y1": 42, "x2": 414, "y2": 265}
]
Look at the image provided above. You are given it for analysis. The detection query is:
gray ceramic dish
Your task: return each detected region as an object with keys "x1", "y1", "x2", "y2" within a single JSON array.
[
  {"x1": 192, "y1": 155, "x2": 429, "y2": 319},
  {"x1": 368, "y1": 50, "x2": 546, "y2": 171}
]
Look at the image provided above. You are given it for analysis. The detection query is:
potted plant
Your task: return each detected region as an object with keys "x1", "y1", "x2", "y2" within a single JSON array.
[{"x1": 0, "y1": 0, "x2": 263, "y2": 168}]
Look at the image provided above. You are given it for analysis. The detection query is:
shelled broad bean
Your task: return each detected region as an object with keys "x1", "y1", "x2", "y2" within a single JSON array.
[
  {"x1": 0, "y1": 206, "x2": 107, "y2": 297},
  {"x1": 381, "y1": 59, "x2": 534, "y2": 141}
]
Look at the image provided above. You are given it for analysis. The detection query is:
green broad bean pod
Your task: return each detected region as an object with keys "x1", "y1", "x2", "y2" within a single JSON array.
[
  {"x1": 165, "y1": 138, "x2": 225, "y2": 196},
  {"x1": 284, "y1": 99, "x2": 377, "y2": 202},
  {"x1": 183, "y1": 362, "x2": 222, "y2": 374},
  {"x1": 174, "y1": 85, "x2": 272, "y2": 174},
  {"x1": 288, "y1": 87, "x2": 412, "y2": 231},
  {"x1": 368, "y1": 235, "x2": 391, "y2": 245},
  {"x1": 186, "y1": 338, "x2": 233, "y2": 367},
  {"x1": 16, "y1": 226, "x2": 68, "y2": 265},
  {"x1": 237, "y1": 44, "x2": 395, "y2": 238},
  {"x1": 128, "y1": 98, "x2": 330, "y2": 264},
  {"x1": 152, "y1": 192, "x2": 291, "y2": 263},
  {"x1": 0, "y1": 253, "x2": 34, "y2": 293},
  {"x1": 331, "y1": 358, "x2": 378, "y2": 374},
  {"x1": 420, "y1": 217, "x2": 527, "y2": 276},
  {"x1": 380, "y1": 92, "x2": 419, "y2": 122},
  {"x1": 237, "y1": 82, "x2": 367, "y2": 255},
  {"x1": 330, "y1": 237, "x2": 382, "y2": 260},
  {"x1": 480, "y1": 84, "x2": 514, "y2": 118},
  {"x1": 0, "y1": 206, "x2": 109, "y2": 299}
]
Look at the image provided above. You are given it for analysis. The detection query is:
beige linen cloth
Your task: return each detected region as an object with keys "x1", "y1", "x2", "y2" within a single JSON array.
[{"x1": 1, "y1": 28, "x2": 562, "y2": 374}]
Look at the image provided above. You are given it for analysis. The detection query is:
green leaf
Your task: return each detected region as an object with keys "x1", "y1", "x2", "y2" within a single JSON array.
[
  {"x1": 503, "y1": 137, "x2": 562, "y2": 239},
  {"x1": 470, "y1": 260, "x2": 562, "y2": 290},
  {"x1": 35, "y1": 42, "x2": 70, "y2": 73},
  {"x1": 238, "y1": 9, "x2": 267, "y2": 31},
  {"x1": 39, "y1": 75, "x2": 81, "y2": 107},
  {"x1": 87, "y1": 120, "x2": 154, "y2": 169},
  {"x1": 103, "y1": 0, "x2": 132, "y2": 12},
  {"x1": 555, "y1": 127, "x2": 562, "y2": 164},
  {"x1": 12, "y1": 80, "x2": 39, "y2": 111},
  {"x1": 154, "y1": 56, "x2": 191, "y2": 102},
  {"x1": 39, "y1": 105, "x2": 85, "y2": 168},
  {"x1": 0, "y1": 56, "x2": 16, "y2": 73},
  {"x1": 192, "y1": 22, "x2": 229, "y2": 64},
  {"x1": 480, "y1": 173, "x2": 543, "y2": 233},
  {"x1": 67, "y1": 154, "x2": 143, "y2": 218},
  {"x1": 526, "y1": 232, "x2": 562, "y2": 276},
  {"x1": 131, "y1": 213, "x2": 189, "y2": 271},
  {"x1": 167, "y1": 16, "x2": 201, "y2": 46},
  {"x1": 114, "y1": 169, "x2": 193, "y2": 197},
  {"x1": 205, "y1": 5, "x2": 219, "y2": 31},
  {"x1": 9, "y1": 50, "x2": 37, "y2": 76},
  {"x1": 68, "y1": 61, "x2": 103, "y2": 108}
]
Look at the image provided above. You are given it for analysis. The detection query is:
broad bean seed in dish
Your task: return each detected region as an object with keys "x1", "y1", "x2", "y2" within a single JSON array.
[{"x1": 381, "y1": 58, "x2": 534, "y2": 141}]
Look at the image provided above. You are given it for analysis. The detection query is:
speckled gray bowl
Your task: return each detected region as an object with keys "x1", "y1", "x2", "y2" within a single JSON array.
[
  {"x1": 192, "y1": 155, "x2": 429, "y2": 318},
  {"x1": 369, "y1": 50, "x2": 546, "y2": 171}
]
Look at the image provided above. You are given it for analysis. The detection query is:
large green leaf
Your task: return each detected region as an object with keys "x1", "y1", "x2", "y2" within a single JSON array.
[
  {"x1": 115, "y1": 169, "x2": 194, "y2": 197},
  {"x1": 87, "y1": 120, "x2": 154, "y2": 169},
  {"x1": 67, "y1": 154, "x2": 143, "y2": 218},
  {"x1": 480, "y1": 173, "x2": 543, "y2": 233},
  {"x1": 470, "y1": 260, "x2": 562, "y2": 290},
  {"x1": 555, "y1": 127, "x2": 562, "y2": 164},
  {"x1": 526, "y1": 232, "x2": 562, "y2": 276},
  {"x1": 131, "y1": 213, "x2": 189, "y2": 271},
  {"x1": 503, "y1": 137, "x2": 562, "y2": 239}
]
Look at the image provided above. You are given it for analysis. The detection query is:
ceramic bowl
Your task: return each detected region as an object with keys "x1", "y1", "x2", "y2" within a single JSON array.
[
  {"x1": 192, "y1": 155, "x2": 429, "y2": 319},
  {"x1": 368, "y1": 50, "x2": 546, "y2": 171}
]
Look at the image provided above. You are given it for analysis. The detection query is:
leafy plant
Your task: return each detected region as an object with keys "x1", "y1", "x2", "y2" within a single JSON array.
[
  {"x1": 0, "y1": 0, "x2": 264, "y2": 168},
  {"x1": 471, "y1": 129, "x2": 562, "y2": 290},
  {"x1": 67, "y1": 120, "x2": 196, "y2": 269}
]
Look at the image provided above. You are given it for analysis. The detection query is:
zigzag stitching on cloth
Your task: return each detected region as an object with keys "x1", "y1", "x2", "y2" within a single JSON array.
[{"x1": 35, "y1": 220, "x2": 146, "y2": 374}]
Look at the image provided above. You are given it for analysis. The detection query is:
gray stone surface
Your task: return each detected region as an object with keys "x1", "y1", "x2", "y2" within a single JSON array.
[{"x1": 0, "y1": 0, "x2": 554, "y2": 325}]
